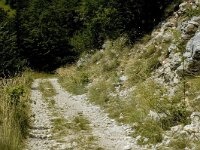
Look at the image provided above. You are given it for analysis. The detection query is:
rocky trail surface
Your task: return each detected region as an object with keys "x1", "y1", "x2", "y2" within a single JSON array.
[{"x1": 25, "y1": 78, "x2": 141, "y2": 150}]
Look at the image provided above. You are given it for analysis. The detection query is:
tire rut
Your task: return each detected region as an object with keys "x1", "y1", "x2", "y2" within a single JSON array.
[
  {"x1": 49, "y1": 78, "x2": 141, "y2": 150},
  {"x1": 26, "y1": 78, "x2": 142, "y2": 150},
  {"x1": 25, "y1": 79, "x2": 57, "y2": 150}
]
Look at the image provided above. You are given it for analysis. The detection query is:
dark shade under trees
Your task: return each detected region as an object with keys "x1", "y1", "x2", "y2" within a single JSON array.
[
  {"x1": 0, "y1": 8, "x2": 25, "y2": 77},
  {"x1": 0, "y1": 0, "x2": 182, "y2": 76}
]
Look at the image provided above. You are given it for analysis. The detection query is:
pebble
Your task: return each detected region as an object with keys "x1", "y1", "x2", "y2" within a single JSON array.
[{"x1": 123, "y1": 145, "x2": 132, "y2": 150}]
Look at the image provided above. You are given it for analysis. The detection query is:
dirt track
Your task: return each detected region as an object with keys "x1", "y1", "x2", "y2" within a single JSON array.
[{"x1": 25, "y1": 78, "x2": 141, "y2": 150}]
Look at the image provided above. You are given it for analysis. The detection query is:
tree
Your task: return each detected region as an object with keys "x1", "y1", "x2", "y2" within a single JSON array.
[
  {"x1": 18, "y1": 0, "x2": 80, "y2": 71},
  {"x1": 0, "y1": 8, "x2": 25, "y2": 77}
]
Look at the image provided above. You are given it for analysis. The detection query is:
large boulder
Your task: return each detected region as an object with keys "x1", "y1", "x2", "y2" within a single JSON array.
[
  {"x1": 178, "y1": 32, "x2": 200, "y2": 74},
  {"x1": 185, "y1": 32, "x2": 200, "y2": 59}
]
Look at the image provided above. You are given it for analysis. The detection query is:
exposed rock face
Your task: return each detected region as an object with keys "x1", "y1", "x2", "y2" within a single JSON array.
[
  {"x1": 185, "y1": 32, "x2": 200, "y2": 60},
  {"x1": 180, "y1": 16, "x2": 200, "y2": 40},
  {"x1": 181, "y1": 32, "x2": 200, "y2": 74}
]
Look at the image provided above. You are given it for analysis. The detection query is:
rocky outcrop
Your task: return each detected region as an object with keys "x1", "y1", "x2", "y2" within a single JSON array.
[
  {"x1": 156, "y1": 112, "x2": 200, "y2": 149},
  {"x1": 177, "y1": 31, "x2": 200, "y2": 75},
  {"x1": 180, "y1": 16, "x2": 200, "y2": 40},
  {"x1": 153, "y1": 14, "x2": 200, "y2": 85},
  {"x1": 183, "y1": 32, "x2": 200, "y2": 73}
]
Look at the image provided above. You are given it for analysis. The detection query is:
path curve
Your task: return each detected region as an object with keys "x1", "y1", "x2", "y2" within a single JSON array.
[{"x1": 26, "y1": 78, "x2": 142, "y2": 150}]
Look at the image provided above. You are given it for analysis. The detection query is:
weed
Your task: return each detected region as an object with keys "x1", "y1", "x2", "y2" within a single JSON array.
[
  {"x1": 125, "y1": 43, "x2": 164, "y2": 86},
  {"x1": 185, "y1": 4, "x2": 200, "y2": 19},
  {"x1": 195, "y1": 141, "x2": 200, "y2": 150},
  {"x1": 52, "y1": 117, "x2": 69, "y2": 137},
  {"x1": 39, "y1": 80, "x2": 56, "y2": 98},
  {"x1": 73, "y1": 116, "x2": 91, "y2": 131},
  {"x1": 186, "y1": 77, "x2": 200, "y2": 111},
  {"x1": 58, "y1": 66, "x2": 89, "y2": 95},
  {"x1": 7, "y1": 85, "x2": 25, "y2": 106},
  {"x1": 0, "y1": 73, "x2": 32, "y2": 149},
  {"x1": 88, "y1": 80, "x2": 115, "y2": 106},
  {"x1": 159, "y1": 105, "x2": 190, "y2": 130},
  {"x1": 90, "y1": 51, "x2": 104, "y2": 64},
  {"x1": 134, "y1": 120, "x2": 163, "y2": 145},
  {"x1": 51, "y1": 115, "x2": 99, "y2": 149},
  {"x1": 168, "y1": 136, "x2": 192, "y2": 149}
]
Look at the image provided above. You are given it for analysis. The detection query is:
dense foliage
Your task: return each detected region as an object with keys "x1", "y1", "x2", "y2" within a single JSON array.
[
  {"x1": 0, "y1": 7, "x2": 25, "y2": 77},
  {"x1": 0, "y1": 0, "x2": 182, "y2": 75}
]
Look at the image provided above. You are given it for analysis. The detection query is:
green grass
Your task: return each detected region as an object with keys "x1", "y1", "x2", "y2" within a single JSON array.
[
  {"x1": 88, "y1": 80, "x2": 115, "y2": 106},
  {"x1": 186, "y1": 77, "x2": 200, "y2": 111},
  {"x1": 134, "y1": 120, "x2": 163, "y2": 145},
  {"x1": 57, "y1": 31, "x2": 190, "y2": 145},
  {"x1": 0, "y1": 72, "x2": 32, "y2": 150},
  {"x1": 52, "y1": 117, "x2": 70, "y2": 138},
  {"x1": 39, "y1": 80, "x2": 56, "y2": 98},
  {"x1": 39, "y1": 80, "x2": 57, "y2": 110},
  {"x1": 52, "y1": 115, "x2": 91, "y2": 135},
  {"x1": 30, "y1": 71, "x2": 58, "y2": 79},
  {"x1": 51, "y1": 115, "x2": 101, "y2": 149},
  {"x1": 57, "y1": 8, "x2": 197, "y2": 146},
  {"x1": 184, "y1": 3, "x2": 200, "y2": 19},
  {"x1": 124, "y1": 37, "x2": 172, "y2": 86},
  {"x1": 87, "y1": 79, "x2": 191, "y2": 144},
  {"x1": 58, "y1": 66, "x2": 89, "y2": 95},
  {"x1": 73, "y1": 115, "x2": 91, "y2": 131},
  {"x1": 168, "y1": 136, "x2": 192, "y2": 149}
]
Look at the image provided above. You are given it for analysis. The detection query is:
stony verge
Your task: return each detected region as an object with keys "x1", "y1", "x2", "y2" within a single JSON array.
[
  {"x1": 25, "y1": 79, "x2": 58, "y2": 150},
  {"x1": 50, "y1": 78, "x2": 141, "y2": 150},
  {"x1": 25, "y1": 78, "x2": 144, "y2": 150},
  {"x1": 57, "y1": 0, "x2": 200, "y2": 149}
]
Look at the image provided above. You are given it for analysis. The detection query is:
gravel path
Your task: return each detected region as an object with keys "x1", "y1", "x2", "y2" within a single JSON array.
[
  {"x1": 25, "y1": 78, "x2": 142, "y2": 150},
  {"x1": 25, "y1": 79, "x2": 58, "y2": 150}
]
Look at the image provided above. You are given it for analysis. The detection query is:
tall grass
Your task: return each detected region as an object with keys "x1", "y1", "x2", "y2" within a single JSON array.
[
  {"x1": 57, "y1": 8, "x2": 197, "y2": 145},
  {"x1": 58, "y1": 66, "x2": 90, "y2": 95},
  {"x1": 0, "y1": 72, "x2": 32, "y2": 150}
]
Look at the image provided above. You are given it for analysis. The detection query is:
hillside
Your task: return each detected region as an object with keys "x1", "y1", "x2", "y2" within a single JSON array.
[
  {"x1": 1, "y1": 0, "x2": 200, "y2": 150},
  {"x1": 57, "y1": 1, "x2": 200, "y2": 149}
]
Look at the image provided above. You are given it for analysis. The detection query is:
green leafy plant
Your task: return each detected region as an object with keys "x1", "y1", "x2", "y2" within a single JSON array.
[{"x1": 8, "y1": 86, "x2": 25, "y2": 106}]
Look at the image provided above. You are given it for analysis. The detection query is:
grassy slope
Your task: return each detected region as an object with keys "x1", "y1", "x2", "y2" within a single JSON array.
[{"x1": 58, "y1": 2, "x2": 200, "y2": 148}]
